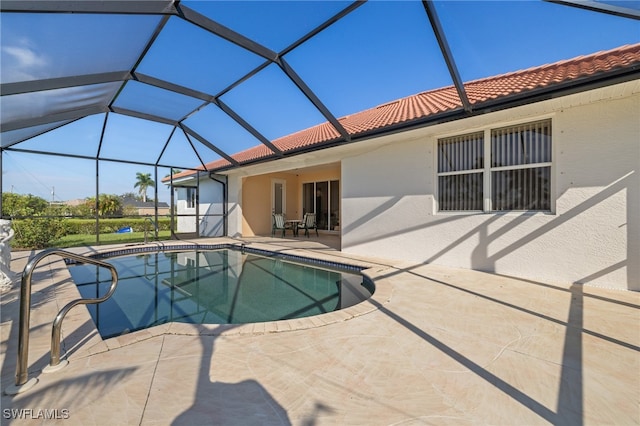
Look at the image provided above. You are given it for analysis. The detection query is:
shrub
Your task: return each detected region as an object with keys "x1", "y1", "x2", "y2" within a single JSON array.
[
  {"x1": 1, "y1": 193, "x2": 49, "y2": 217},
  {"x1": 9, "y1": 217, "x2": 172, "y2": 249},
  {"x1": 12, "y1": 218, "x2": 68, "y2": 250}
]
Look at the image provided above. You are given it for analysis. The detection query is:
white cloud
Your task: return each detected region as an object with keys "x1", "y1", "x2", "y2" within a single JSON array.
[
  {"x1": 3, "y1": 45, "x2": 46, "y2": 68},
  {"x1": 1, "y1": 41, "x2": 49, "y2": 82}
]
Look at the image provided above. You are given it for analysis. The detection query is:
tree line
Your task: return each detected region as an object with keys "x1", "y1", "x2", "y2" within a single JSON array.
[{"x1": 2, "y1": 172, "x2": 157, "y2": 218}]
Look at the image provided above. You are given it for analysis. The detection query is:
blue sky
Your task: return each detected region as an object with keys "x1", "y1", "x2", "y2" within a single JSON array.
[{"x1": 1, "y1": 0, "x2": 639, "y2": 203}]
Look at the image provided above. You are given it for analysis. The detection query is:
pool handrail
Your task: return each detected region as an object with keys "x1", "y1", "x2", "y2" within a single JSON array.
[
  {"x1": 7, "y1": 248, "x2": 118, "y2": 395},
  {"x1": 143, "y1": 217, "x2": 158, "y2": 243}
]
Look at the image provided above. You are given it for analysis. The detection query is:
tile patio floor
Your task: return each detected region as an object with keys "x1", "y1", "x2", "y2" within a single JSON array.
[{"x1": 1, "y1": 237, "x2": 638, "y2": 425}]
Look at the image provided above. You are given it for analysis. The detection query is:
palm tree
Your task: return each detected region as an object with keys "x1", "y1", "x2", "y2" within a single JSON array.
[{"x1": 134, "y1": 172, "x2": 155, "y2": 203}]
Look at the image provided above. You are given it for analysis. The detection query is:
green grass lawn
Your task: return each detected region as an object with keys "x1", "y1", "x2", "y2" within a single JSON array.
[{"x1": 54, "y1": 231, "x2": 172, "y2": 248}]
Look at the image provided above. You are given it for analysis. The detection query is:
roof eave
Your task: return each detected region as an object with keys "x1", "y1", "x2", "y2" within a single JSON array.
[{"x1": 208, "y1": 66, "x2": 640, "y2": 174}]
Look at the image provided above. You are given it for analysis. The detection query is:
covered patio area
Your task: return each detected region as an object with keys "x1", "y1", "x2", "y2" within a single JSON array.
[{"x1": 240, "y1": 163, "x2": 342, "y2": 239}]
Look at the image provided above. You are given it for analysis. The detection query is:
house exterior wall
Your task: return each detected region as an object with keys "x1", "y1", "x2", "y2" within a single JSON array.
[
  {"x1": 224, "y1": 81, "x2": 638, "y2": 290},
  {"x1": 136, "y1": 207, "x2": 170, "y2": 216},
  {"x1": 175, "y1": 187, "x2": 196, "y2": 233},
  {"x1": 199, "y1": 177, "x2": 225, "y2": 237},
  {"x1": 174, "y1": 176, "x2": 225, "y2": 237},
  {"x1": 241, "y1": 172, "x2": 298, "y2": 236},
  {"x1": 341, "y1": 84, "x2": 639, "y2": 290}
]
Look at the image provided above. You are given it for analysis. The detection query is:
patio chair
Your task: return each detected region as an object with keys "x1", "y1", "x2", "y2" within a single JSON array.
[
  {"x1": 298, "y1": 213, "x2": 318, "y2": 238},
  {"x1": 272, "y1": 213, "x2": 291, "y2": 238}
]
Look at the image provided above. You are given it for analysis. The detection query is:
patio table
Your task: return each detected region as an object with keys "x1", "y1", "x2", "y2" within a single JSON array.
[{"x1": 285, "y1": 220, "x2": 302, "y2": 236}]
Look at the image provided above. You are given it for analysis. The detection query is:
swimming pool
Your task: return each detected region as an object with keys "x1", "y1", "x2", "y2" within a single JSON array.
[{"x1": 68, "y1": 248, "x2": 373, "y2": 338}]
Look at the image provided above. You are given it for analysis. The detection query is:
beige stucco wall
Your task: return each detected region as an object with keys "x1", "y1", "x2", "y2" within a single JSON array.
[
  {"x1": 241, "y1": 172, "x2": 297, "y2": 236},
  {"x1": 137, "y1": 207, "x2": 170, "y2": 216}
]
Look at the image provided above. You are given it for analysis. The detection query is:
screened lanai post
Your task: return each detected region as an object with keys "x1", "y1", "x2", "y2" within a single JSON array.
[
  {"x1": 0, "y1": 151, "x2": 3, "y2": 215},
  {"x1": 421, "y1": 1, "x2": 472, "y2": 113},
  {"x1": 95, "y1": 112, "x2": 110, "y2": 246},
  {"x1": 153, "y1": 126, "x2": 179, "y2": 242},
  {"x1": 196, "y1": 172, "x2": 200, "y2": 238},
  {"x1": 95, "y1": 160, "x2": 100, "y2": 245},
  {"x1": 154, "y1": 166, "x2": 159, "y2": 238},
  {"x1": 209, "y1": 174, "x2": 228, "y2": 237},
  {"x1": 170, "y1": 173, "x2": 175, "y2": 240}
]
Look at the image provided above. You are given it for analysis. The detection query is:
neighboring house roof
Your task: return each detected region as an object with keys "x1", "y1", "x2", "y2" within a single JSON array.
[
  {"x1": 63, "y1": 199, "x2": 86, "y2": 207},
  {"x1": 166, "y1": 43, "x2": 640, "y2": 182},
  {"x1": 123, "y1": 200, "x2": 169, "y2": 209}
]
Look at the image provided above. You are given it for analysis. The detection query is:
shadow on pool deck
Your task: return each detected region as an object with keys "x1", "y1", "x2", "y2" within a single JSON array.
[
  {"x1": 169, "y1": 325, "x2": 291, "y2": 425},
  {"x1": 1, "y1": 237, "x2": 639, "y2": 425}
]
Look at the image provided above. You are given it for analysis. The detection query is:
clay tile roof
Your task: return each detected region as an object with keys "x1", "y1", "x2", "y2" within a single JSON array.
[{"x1": 165, "y1": 43, "x2": 639, "y2": 180}]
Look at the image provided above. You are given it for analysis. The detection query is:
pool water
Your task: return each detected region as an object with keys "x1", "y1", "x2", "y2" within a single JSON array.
[{"x1": 68, "y1": 249, "x2": 372, "y2": 338}]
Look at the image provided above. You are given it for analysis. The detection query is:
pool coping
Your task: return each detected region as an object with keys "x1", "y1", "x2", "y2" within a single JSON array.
[{"x1": 58, "y1": 240, "x2": 396, "y2": 357}]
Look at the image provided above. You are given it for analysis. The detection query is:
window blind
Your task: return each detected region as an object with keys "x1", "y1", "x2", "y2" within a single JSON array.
[
  {"x1": 491, "y1": 120, "x2": 551, "y2": 211},
  {"x1": 437, "y1": 132, "x2": 484, "y2": 211}
]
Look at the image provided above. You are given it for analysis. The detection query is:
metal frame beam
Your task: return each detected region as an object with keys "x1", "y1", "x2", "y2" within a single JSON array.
[
  {"x1": 109, "y1": 106, "x2": 177, "y2": 126},
  {"x1": 1, "y1": 106, "x2": 108, "y2": 132},
  {"x1": 280, "y1": 1, "x2": 365, "y2": 57},
  {"x1": 545, "y1": 0, "x2": 640, "y2": 20},
  {"x1": 0, "y1": 1, "x2": 177, "y2": 15},
  {"x1": 422, "y1": 1, "x2": 472, "y2": 113},
  {"x1": 215, "y1": 99, "x2": 283, "y2": 156},
  {"x1": 107, "y1": 15, "x2": 172, "y2": 110},
  {"x1": 175, "y1": 4, "x2": 278, "y2": 62},
  {"x1": 155, "y1": 126, "x2": 178, "y2": 166},
  {"x1": 131, "y1": 78, "x2": 285, "y2": 160},
  {"x1": 278, "y1": 58, "x2": 351, "y2": 141},
  {"x1": 180, "y1": 124, "x2": 239, "y2": 167},
  {"x1": 2, "y1": 145, "x2": 204, "y2": 171},
  {"x1": 1, "y1": 72, "x2": 131, "y2": 96},
  {"x1": 96, "y1": 112, "x2": 110, "y2": 158},
  {"x1": 182, "y1": 130, "x2": 210, "y2": 171},
  {"x1": 134, "y1": 73, "x2": 213, "y2": 102},
  {"x1": 1, "y1": 119, "x2": 80, "y2": 149}
]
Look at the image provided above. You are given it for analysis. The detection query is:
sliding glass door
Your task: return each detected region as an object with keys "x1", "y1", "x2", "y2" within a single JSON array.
[{"x1": 302, "y1": 180, "x2": 340, "y2": 231}]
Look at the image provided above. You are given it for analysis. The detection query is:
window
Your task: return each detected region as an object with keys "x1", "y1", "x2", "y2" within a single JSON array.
[
  {"x1": 186, "y1": 187, "x2": 197, "y2": 208},
  {"x1": 437, "y1": 119, "x2": 551, "y2": 212},
  {"x1": 437, "y1": 131, "x2": 484, "y2": 211}
]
